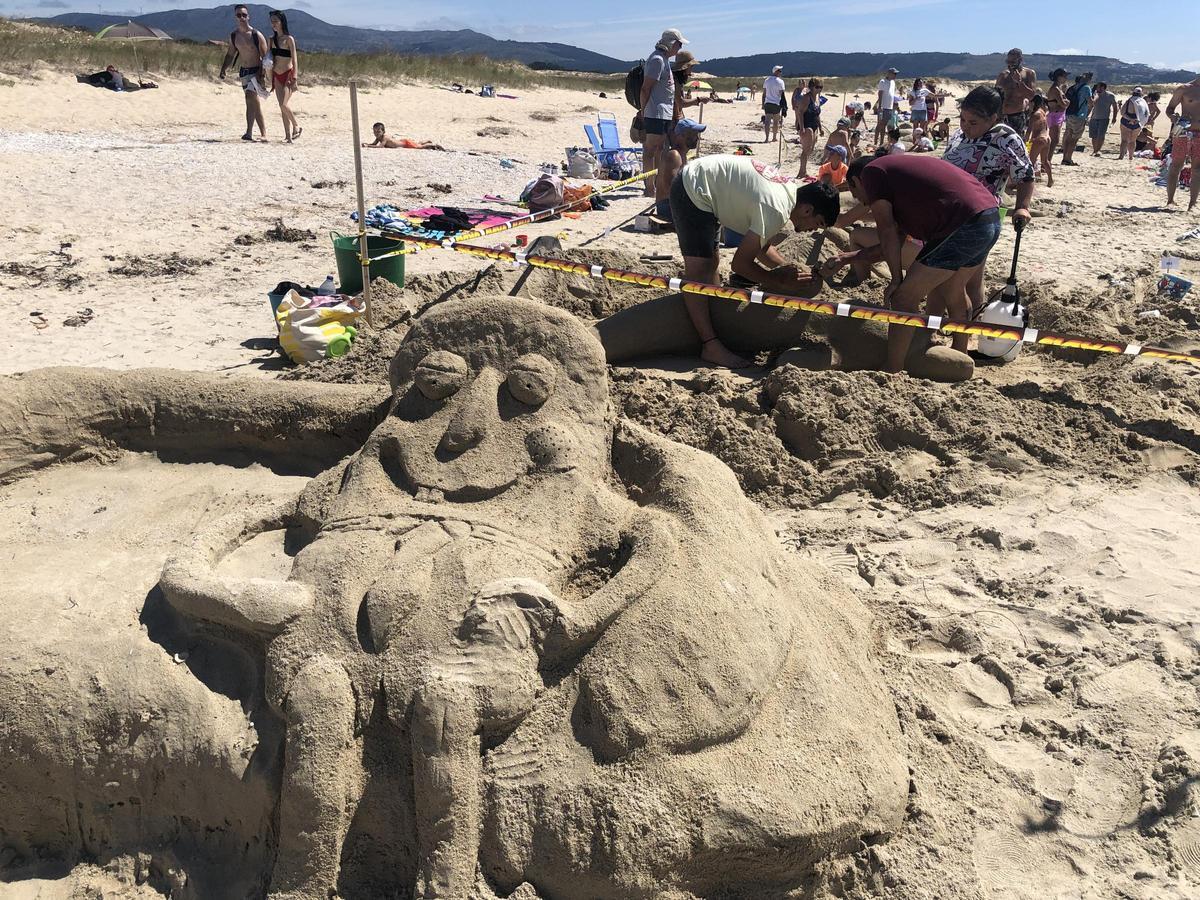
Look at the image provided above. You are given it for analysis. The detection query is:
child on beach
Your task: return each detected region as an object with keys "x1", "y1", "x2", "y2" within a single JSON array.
[
  {"x1": 1027, "y1": 95, "x2": 1053, "y2": 187},
  {"x1": 363, "y1": 123, "x2": 445, "y2": 151},
  {"x1": 817, "y1": 144, "x2": 849, "y2": 186}
]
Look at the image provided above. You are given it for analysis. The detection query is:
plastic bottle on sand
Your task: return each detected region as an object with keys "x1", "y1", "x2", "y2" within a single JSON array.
[{"x1": 318, "y1": 275, "x2": 336, "y2": 296}]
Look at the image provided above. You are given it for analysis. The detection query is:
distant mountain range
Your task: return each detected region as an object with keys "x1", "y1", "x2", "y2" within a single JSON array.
[
  {"x1": 37, "y1": 5, "x2": 631, "y2": 73},
  {"x1": 35, "y1": 6, "x2": 1197, "y2": 83},
  {"x1": 701, "y1": 52, "x2": 1196, "y2": 85}
]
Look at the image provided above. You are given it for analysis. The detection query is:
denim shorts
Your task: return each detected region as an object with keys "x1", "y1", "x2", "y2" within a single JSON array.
[
  {"x1": 910, "y1": 109, "x2": 928, "y2": 122},
  {"x1": 916, "y1": 208, "x2": 1001, "y2": 270}
]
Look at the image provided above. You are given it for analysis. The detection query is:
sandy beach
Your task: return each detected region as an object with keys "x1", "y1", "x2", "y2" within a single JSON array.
[{"x1": 3, "y1": 59, "x2": 1200, "y2": 900}]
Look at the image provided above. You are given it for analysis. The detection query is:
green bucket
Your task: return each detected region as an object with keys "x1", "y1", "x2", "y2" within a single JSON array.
[{"x1": 331, "y1": 232, "x2": 405, "y2": 295}]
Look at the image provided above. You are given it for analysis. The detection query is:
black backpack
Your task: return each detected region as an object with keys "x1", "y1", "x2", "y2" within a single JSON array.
[
  {"x1": 1064, "y1": 83, "x2": 1081, "y2": 114},
  {"x1": 624, "y1": 61, "x2": 645, "y2": 109}
]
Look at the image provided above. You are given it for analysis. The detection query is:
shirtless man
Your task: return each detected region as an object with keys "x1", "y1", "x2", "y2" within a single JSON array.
[
  {"x1": 995, "y1": 48, "x2": 1037, "y2": 134},
  {"x1": 218, "y1": 4, "x2": 268, "y2": 141},
  {"x1": 1165, "y1": 75, "x2": 1200, "y2": 211},
  {"x1": 362, "y1": 122, "x2": 445, "y2": 150}
]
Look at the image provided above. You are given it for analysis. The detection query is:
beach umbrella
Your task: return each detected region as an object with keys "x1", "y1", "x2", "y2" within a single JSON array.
[
  {"x1": 686, "y1": 80, "x2": 713, "y2": 91},
  {"x1": 95, "y1": 21, "x2": 171, "y2": 41}
]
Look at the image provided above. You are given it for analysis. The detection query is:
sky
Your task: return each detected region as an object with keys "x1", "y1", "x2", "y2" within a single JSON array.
[{"x1": 7, "y1": 0, "x2": 1196, "y2": 72}]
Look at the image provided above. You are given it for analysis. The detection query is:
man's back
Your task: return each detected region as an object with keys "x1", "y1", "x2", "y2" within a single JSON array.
[
  {"x1": 877, "y1": 78, "x2": 895, "y2": 109},
  {"x1": 860, "y1": 154, "x2": 997, "y2": 242},
  {"x1": 763, "y1": 76, "x2": 785, "y2": 105},
  {"x1": 1091, "y1": 91, "x2": 1117, "y2": 120}
]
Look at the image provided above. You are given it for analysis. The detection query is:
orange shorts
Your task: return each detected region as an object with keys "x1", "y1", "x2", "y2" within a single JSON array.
[{"x1": 398, "y1": 138, "x2": 422, "y2": 149}]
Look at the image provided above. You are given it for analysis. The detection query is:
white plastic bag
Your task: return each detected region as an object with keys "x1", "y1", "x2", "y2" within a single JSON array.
[{"x1": 566, "y1": 147, "x2": 600, "y2": 178}]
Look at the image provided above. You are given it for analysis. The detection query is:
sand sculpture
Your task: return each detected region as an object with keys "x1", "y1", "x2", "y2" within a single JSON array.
[
  {"x1": 1, "y1": 296, "x2": 906, "y2": 898},
  {"x1": 595, "y1": 292, "x2": 976, "y2": 382}
]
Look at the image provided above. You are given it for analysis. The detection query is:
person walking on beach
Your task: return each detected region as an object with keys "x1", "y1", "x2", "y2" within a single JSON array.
[
  {"x1": 219, "y1": 3, "x2": 269, "y2": 141},
  {"x1": 824, "y1": 154, "x2": 1001, "y2": 369},
  {"x1": 1165, "y1": 75, "x2": 1200, "y2": 210},
  {"x1": 762, "y1": 66, "x2": 786, "y2": 143},
  {"x1": 1061, "y1": 72, "x2": 1093, "y2": 166},
  {"x1": 875, "y1": 67, "x2": 898, "y2": 145},
  {"x1": 995, "y1": 49, "x2": 1037, "y2": 133},
  {"x1": 640, "y1": 28, "x2": 686, "y2": 197},
  {"x1": 267, "y1": 10, "x2": 301, "y2": 142},
  {"x1": 1088, "y1": 82, "x2": 1118, "y2": 155}
]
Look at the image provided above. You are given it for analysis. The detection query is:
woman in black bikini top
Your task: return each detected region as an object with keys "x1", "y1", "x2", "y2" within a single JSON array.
[{"x1": 268, "y1": 10, "x2": 302, "y2": 143}]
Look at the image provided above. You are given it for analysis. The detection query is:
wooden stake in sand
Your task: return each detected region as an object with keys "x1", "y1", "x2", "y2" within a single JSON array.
[{"x1": 349, "y1": 81, "x2": 374, "y2": 327}]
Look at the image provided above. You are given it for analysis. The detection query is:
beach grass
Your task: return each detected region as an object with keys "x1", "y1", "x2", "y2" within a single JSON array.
[
  {"x1": 1, "y1": 21, "x2": 1173, "y2": 101},
  {"x1": 0, "y1": 20, "x2": 623, "y2": 93}
]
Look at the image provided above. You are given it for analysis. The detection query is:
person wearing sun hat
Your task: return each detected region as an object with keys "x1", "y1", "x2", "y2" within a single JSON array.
[
  {"x1": 672, "y1": 49, "x2": 707, "y2": 121},
  {"x1": 639, "y1": 28, "x2": 688, "y2": 198}
]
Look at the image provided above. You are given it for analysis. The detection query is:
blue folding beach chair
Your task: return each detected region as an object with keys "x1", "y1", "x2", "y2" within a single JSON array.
[{"x1": 583, "y1": 113, "x2": 640, "y2": 178}]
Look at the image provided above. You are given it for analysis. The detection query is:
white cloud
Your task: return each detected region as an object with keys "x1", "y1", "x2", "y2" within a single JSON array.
[
  {"x1": 1178, "y1": 59, "x2": 1200, "y2": 72},
  {"x1": 1051, "y1": 48, "x2": 1084, "y2": 55}
]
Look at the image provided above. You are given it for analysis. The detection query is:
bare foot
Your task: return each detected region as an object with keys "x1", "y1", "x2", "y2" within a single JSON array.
[
  {"x1": 241, "y1": 133, "x2": 254, "y2": 141},
  {"x1": 700, "y1": 338, "x2": 751, "y2": 369},
  {"x1": 1047, "y1": 175, "x2": 1054, "y2": 187}
]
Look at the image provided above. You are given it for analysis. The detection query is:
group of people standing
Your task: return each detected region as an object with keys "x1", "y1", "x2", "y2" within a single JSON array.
[
  {"x1": 996, "y1": 49, "x2": 1199, "y2": 209},
  {"x1": 219, "y1": 3, "x2": 302, "y2": 142}
]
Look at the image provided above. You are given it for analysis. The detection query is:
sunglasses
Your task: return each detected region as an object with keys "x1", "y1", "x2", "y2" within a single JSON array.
[{"x1": 236, "y1": 11, "x2": 249, "y2": 17}]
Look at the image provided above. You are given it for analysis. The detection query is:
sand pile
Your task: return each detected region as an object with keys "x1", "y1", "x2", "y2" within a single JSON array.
[{"x1": 612, "y1": 354, "x2": 1200, "y2": 509}]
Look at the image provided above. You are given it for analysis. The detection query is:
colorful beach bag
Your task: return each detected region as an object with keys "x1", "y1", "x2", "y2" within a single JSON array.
[{"x1": 275, "y1": 290, "x2": 364, "y2": 363}]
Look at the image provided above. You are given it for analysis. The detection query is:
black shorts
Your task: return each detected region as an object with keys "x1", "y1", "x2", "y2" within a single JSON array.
[
  {"x1": 763, "y1": 102, "x2": 781, "y2": 116},
  {"x1": 643, "y1": 116, "x2": 670, "y2": 136},
  {"x1": 670, "y1": 174, "x2": 720, "y2": 258}
]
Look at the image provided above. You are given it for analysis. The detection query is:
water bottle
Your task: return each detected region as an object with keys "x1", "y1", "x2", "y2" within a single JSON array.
[{"x1": 317, "y1": 275, "x2": 335, "y2": 296}]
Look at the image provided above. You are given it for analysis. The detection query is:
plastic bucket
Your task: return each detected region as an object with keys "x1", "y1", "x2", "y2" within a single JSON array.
[{"x1": 331, "y1": 232, "x2": 405, "y2": 295}]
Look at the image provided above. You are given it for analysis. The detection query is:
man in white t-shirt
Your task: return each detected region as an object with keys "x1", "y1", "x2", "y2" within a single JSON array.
[
  {"x1": 875, "y1": 66, "x2": 898, "y2": 144},
  {"x1": 762, "y1": 65, "x2": 785, "y2": 142}
]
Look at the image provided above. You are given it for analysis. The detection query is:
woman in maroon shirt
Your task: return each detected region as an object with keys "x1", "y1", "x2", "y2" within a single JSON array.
[{"x1": 822, "y1": 153, "x2": 1000, "y2": 371}]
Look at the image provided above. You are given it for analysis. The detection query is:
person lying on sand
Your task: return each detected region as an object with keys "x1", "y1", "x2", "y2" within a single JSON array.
[
  {"x1": 76, "y1": 66, "x2": 157, "y2": 91},
  {"x1": 362, "y1": 122, "x2": 445, "y2": 151}
]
